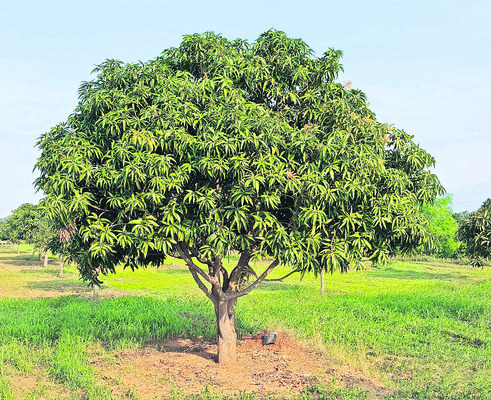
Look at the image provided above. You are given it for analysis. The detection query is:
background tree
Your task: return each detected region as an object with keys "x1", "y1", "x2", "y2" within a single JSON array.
[
  {"x1": 0, "y1": 220, "x2": 9, "y2": 241},
  {"x1": 453, "y1": 210, "x2": 472, "y2": 223},
  {"x1": 35, "y1": 30, "x2": 442, "y2": 363},
  {"x1": 4, "y1": 203, "x2": 55, "y2": 264},
  {"x1": 457, "y1": 198, "x2": 491, "y2": 267},
  {"x1": 5, "y1": 203, "x2": 38, "y2": 254},
  {"x1": 420, "y1": 196, "x2": 460, "y2": 257}
]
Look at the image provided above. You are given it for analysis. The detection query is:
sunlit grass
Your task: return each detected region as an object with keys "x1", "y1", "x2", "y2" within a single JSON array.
[{"x1": 0, "y1": 245, "x2": 490, "y2": 399}]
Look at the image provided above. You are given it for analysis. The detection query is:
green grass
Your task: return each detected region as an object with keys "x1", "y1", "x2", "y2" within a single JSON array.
[{"x1": 0, "y1": 246, "x2": 490, "y2": 399}]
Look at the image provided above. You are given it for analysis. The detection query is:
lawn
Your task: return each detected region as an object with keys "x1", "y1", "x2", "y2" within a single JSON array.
[{"x1": 0, "y1": 245, "x2": 490, "y2": 399}]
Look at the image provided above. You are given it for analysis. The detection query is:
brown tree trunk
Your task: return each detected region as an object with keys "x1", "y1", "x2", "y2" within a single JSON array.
[
  {"x1": 43, "y1": 251, "x2": 48, "y2": 268},
  {"x1": 38, "y1": 247, "x2": 42, "y2": 260},
  {"x1": 17, "y1": 243, "x2": 20, "y2": 255},
  {"x1": 93, "y1": 268, "x2": 100, "y2": 300},
  {"x1": 93, "y1": 284, "x2": 99, "y2": 301},
  {"x1": 58, "y1": 256, "x2": 63, "y2": 278},
  {"x1": 214, "y1": 297, "x2": 237, "y2": 364},
  {"x1": 320, "y1": 269, "x2": 325, "y2": 294}
]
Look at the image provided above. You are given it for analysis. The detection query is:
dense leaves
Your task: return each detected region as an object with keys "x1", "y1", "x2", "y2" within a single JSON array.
[
  {"x1": 35, "y1": 30, "x2": 442, "y2": 294},
  {"x1": 457, "y1": 198, "x2": 491, "y2": 267},
  {"x1": 2, "y1": 204, "x2": 53, "y2": 252},
  {"x1": 420, "y1": 196, "x2": 460, "y2": 258}
]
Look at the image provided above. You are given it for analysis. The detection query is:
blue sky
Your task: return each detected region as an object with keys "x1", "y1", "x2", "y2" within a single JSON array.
[{"x1": 1, "y1": 0, "x2": 490, "y2": 217}]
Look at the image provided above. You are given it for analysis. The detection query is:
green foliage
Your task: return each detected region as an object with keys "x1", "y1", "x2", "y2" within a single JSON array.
[
  {"x1": 35, "y1": 30, "x2": 442, "y2": 290},
  {"x1": 2, "y1": 203, "x2": 54, "y2": 251},
  {"x1": 0, "y1": 222, "x2": 8, "y2": 241},
  {"x1": 420, "y1": 196, "x2": 460, "y2": 257},
  {"x1": 453, "y1": 210, "x2": 471, "y2": 223},
  {"x1": 457, "y1": 198, "x2": 491, "y2": 267}
]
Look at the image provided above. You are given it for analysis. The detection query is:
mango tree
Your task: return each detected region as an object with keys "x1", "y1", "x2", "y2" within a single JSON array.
[
  {"x1": 457, "y1": 198, "x2": 491, "y2": 267},
  {"x1": 35, "y1": 30, "x2": 442, "y2": 363}
]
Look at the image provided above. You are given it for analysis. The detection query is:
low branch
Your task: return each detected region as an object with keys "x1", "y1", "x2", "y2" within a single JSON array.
[
  {"x1": 228, "y1": 258, "x2": 279, "y2": 300},
  {"x1": 188, "y1": 265, "x2": 215, "y2": 302},
  {"x1": 228, "y1": 251, "x2": 251, "y2": 286},
  {"x1": 264, "y1": 269, "x2": 300, "y2": 282},
  {"x1": 176, "y1": 243, "x2": 212, "y2": 285},
  {"x1": 187, "y1": 244, "x2": 214, "y2": 272}
]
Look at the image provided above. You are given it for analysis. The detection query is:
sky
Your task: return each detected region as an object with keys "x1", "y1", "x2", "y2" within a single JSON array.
[{"x1": 1, "y1": 0, "x2": 490, "y2": 217}]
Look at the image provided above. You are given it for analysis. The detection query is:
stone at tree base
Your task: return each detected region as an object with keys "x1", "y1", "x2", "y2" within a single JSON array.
[{"x1": 262, "y1": 332, "x2": 277, "y2": 346}]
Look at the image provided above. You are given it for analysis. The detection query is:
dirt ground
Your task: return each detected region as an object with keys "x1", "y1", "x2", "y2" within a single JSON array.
[{"x1": 93, "y1": 332, "x2": 391, "y2": 399}]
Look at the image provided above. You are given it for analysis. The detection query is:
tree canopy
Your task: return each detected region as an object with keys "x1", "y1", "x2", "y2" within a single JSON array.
[
  {"x1": 420, "y1": 196, "x2": 460, "y2": 258},
  {"x1": 35, "y1": 30, "x2": 443, "y2": 362},
  {"x1": 3, "y1": 203, "x2": 53, "y2": 255},
  {"x1": 457, "y1": 198, "x2": 491, "y2": 267}
]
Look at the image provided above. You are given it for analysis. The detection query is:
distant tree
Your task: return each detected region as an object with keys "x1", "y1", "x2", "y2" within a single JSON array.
[
  {"x1": 0, "y1": 221, "x2": 8, "y2": 241},
  {"x1": 457, "y1": 199, "x2": 491, "y2": 267},
  {"x1": 421, "y1": 196, "x2": 460, "y2": 257},
  {"x1": 5, "y1": 203, "x2": 37, "y2": 254},
  {"x1": 35, "y1": 30, "x2": 442, "y2": 363},
  {"x1": 6, "y1": 203, "x2": 54, "y2": 263},
  {"x1": 453, "y1": 210, "x2": 471, "y2": 223}
]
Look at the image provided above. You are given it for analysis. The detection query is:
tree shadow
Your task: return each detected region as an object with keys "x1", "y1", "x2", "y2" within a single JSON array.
[
  {"x1": 27, "y1": 279, "x2": 92, "y2": 294},
  {"x1": 372, "y1": 268, "x2": 455, "y2": 281},
  {"x1": 253, "y1": 281, "x2": 304, "y2": 291},
  {"x1": 2, "y1": 258, "x2": 44, "y2": 267}
]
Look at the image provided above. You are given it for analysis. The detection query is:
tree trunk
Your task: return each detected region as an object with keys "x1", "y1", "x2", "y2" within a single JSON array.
[
  {"x1": 38, "y1": 247, "x2": 42, "y2": 261},
  {"x1": 58, "y1": 256, "x2": 63, "y2": 278},
  {"x1": 93, "y1": 268, "x2": 100, "y2": 300},
  {"x1": 320, "y1": 269, "x2": 325, "y2": 294},
  {"x1": 214, "y1": 297, "x2": 237, "y2": 364},
  {"x1": 93, "y1": 284, "x2": 99, "y2": 301},
  {"x1": 43, "y1": 251, "x2": 48, "y2": 268},
  {"x1": 17, "y1": 243, "x2": 20, "y2": 255}
]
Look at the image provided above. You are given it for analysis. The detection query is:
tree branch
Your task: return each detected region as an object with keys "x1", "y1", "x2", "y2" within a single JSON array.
[
  {"x1": 176, "y1": 242, "x2": 212, "y2": 285},
  {"x1": 264, "y1": 269, "x2": 299, "y2": 282},
  {"x1": 228, "y1": 258, "x2": 279, "y2": 300},
  {"x1": 187, "y1": 264, "x2": 215, "y2": 303},
  {"x1": 228, "y1": 250, "x2": 251, "y2": 286},
  {"x1": 187, "y1": 244, "x2": 214, "y2": 272}
]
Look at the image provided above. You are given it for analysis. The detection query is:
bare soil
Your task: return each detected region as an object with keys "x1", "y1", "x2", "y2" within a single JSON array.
[{"x1": 93, "y1": 332, "x2": 391, "y2": 399}]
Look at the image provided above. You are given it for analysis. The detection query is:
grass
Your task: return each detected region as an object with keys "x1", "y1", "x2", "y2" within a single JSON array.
[{"x1": 0, "y1": 246, "x2": 490, "y2": 399}]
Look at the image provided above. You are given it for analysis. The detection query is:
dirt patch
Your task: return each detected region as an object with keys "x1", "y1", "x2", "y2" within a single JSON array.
[
  {"x1": 93, "y1": 332, "x2": 390, "y2": 399},
  {"x1": 8, "y1": 371, "x2": 72, "y2": 400}
]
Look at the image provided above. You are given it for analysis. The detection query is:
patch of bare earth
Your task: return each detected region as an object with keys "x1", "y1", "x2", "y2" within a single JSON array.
[
  {"x1": 9, "y1": 371, "x2": 73, "y2": 400},
  {"x1": 93, "y1": 332, "x2": 390, "y2": 399}
]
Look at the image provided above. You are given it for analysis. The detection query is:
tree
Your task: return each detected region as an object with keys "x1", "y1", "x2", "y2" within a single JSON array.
[
  {"x1": 0, "y1": 221, "x2": 9, "y2": 241},
  {"x1": 453, "y1": 210, "x2": 471, "y2": 223},
  {"x1": 5, "y1": 203, "x2": 54, "y2": 263},
  {"x1": 420, "y1": 196, "x2": 460, "y2": 257},
  {"x1": 5, "y1": 203, "x2": 37, "y2": 254},
  {"x1": 35, "y1": 30, "x2": 442, "y2": 363},
  {"x1": 457, "y1": 199, "x2": 491, "y2": 267}
]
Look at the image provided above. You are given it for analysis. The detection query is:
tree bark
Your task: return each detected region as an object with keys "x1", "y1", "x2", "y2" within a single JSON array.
[
  {"x1": 214, "y1": 297, "x2": 237, "y2": 364},
  {"x1": 93, "y1": 284, "x2": 99, "y2": 301},
  {"x1": 320, "y1": 268, "x2": 325, "y2": 294},
  {"x1": 58, "y1": 256, "x2": 63, "y2": 278},
  {"x1": 38, "y1": 247, "x2": 42, "y2": 261},
  {"x1": 17, "y1": 243, "x2": 20, "y2": 255},
  {"x1": 43, "y1": 251, "x2": 48, "y2": 268},
  {"x1": 93, "y1": 268, "x2": 101, "y2": 300}
]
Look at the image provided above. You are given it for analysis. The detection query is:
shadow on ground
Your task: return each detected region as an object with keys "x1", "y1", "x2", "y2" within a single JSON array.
[{"x1": 27, "y1": 279, "x2": 92, "y2": 294}]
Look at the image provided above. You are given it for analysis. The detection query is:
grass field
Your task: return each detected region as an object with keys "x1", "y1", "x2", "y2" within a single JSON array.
[{"x1": 0, "y1": 244, "x2": 490, "y2": 399}]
